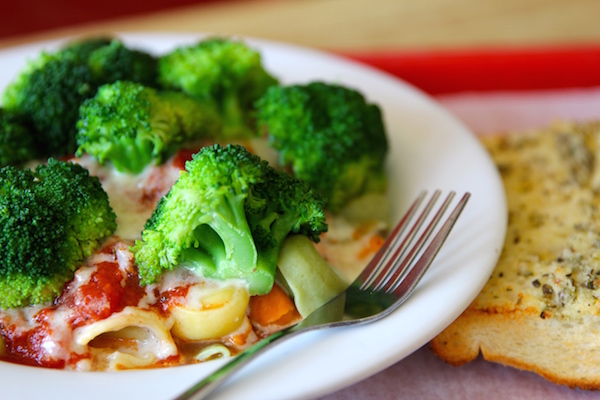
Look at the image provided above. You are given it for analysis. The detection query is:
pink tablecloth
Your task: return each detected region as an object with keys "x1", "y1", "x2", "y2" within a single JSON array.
[{"x1": 321, "y1": 87, "x2": 600, "y2": 400}]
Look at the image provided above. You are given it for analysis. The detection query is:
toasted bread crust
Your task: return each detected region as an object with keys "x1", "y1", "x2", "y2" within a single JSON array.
[{"x1": 431, "y1": 121, "x2": 600, "y2": 390}]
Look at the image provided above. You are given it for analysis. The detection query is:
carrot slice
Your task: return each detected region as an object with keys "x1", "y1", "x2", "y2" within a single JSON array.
[
  {"x1": 357, "y1": 234, "x2": 385, "y2": 260},
  {"x1": 248, "y1": 284, "x2": 299, "y2": 326}
]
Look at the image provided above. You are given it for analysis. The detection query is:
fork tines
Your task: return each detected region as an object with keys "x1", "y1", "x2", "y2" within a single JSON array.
[{"x1": 359, "y1": 190, "x2": 470, "y2": 295}]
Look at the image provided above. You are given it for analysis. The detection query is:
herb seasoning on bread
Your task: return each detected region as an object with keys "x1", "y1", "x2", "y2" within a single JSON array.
[{"x1": 431, "y1": 121, "x2": 600, "y2": 390}]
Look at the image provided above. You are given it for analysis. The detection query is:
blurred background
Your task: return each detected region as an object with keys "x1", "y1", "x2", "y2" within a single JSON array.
[
  {"x1": 5, "y1": 0, "x2": 600, "y2": 96},
  {"x1": 3, "y1": 0, "x2": 600, "y2": 52}
]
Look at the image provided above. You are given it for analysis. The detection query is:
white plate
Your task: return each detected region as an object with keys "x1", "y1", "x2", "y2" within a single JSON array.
[{"x1": 0, "y1": 33, "x2": 507, "y2": 400}]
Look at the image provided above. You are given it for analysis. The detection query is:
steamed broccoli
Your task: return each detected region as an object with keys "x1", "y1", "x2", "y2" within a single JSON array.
[
  {"x1": 76, "y1": 81, "x2": 222, "y2": 174},
  {"x1": 0, "y1": 108, "x2": 41, "y2": 167},
  {"x1": 87, "y1": 40, "x2": 158, "y2": 87},
  {"x1": 0, "y1": 158, "x2": 117, "y2": 309},
  {"x1": 157, "y1": 37, "x2": 278, "y2": 138},
  {"x1": 2, "y1": 50, "x2": 97, "y2": 156},
  {"x1": 1, "y1": 37, "x2": 158, "y2": 158},
  {"x1": 131, "y1": 144, "x2": 327, "y2": 295},
  {"x1": 61, "y1": 37, "x2": 113, "y2": 61},
  {"x1": 255, "y1": 81, "x2": 388, "y2": 211},
  {"x1": 160, "y1": 90, "x2": 222, "y2": 137}
]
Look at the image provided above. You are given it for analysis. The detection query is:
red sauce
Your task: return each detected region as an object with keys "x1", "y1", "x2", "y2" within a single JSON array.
[
  {"x1": 61, "y1": 262, "x2": 124, "y2": 328},
  {"x1": 1, "y1": 319, "x2": 65, "y2": 369},
  {"x1": 58, "y1": 261, "x2": 145, "y2": 329},
  {"x1": 171, "y1": 141, "x2": 221, "y2": 170},
  {"x1": 0, "y1": 243, "x2": 147, "y2": 369},
  {"x1": 140, "y1": 168, "x2": 169, "y2": 206},
  {"x1": 172, "y1": 148, "x2": 197, "y2": 170},
  {"x1": 0, "y1": 239, "x2": 266, "y2": 370},
  {"x1": 147, "y1": 354, "x2": 181, "y2": 369},
  {"x1": 157, "y1": 285, "x2": 191, "y2": 313}
]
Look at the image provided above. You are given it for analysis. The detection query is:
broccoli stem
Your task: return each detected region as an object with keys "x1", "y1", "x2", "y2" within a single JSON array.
[
  {"x1": 221, "y1": 91, "x2": 253, "y2": 138},
  {"x1": 106, "y1": 136, "x2": 155, "y2": 174},
  {"x1": 181, "y1": 193, "x2": 279, "y2": 294},
  {"x1": 257, "y1": 213, "x2": 302, "y2": 269},
  {"x1": 183, "y1": 224, "x2": 227, "y2": 270}
]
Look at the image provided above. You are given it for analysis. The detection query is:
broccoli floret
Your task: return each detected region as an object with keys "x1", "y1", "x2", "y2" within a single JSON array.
[
  {"x1": 61, "y1": 37, "x2": 157, "y2": 86},
  {"x1": 76, "y1": 81, "x2": 222, "y2": 174},
  {"x1": 2, "y1": 37, "x2": 159, "y2": 158},
  {"x1": 157, "y1": 37, "x2": 278, "y2": 138},
  {"x1": 60, "y1": 37, "x2": 113, "y2": 62},
  {"x1": 2, "y1": 50, "x2": 97, "y2": 156},
  {"x1": 0, "y1": 108, "x2": 41, "y2": 167},
  {"x1": 0, "y1": 158, "x2": 117, "y2": 309},
  {"x1": 255, "y1": 81, "x2": 388, "y2": 211},
  {"x1": 131, "y1": 144, "x2": 327, "y2": 295},
  {"x1": 160, "y1": 90, "x2": 222, "y2": 139},
  {"x1": 88, "y1": 40, "x2": 158, "y2": 87}
]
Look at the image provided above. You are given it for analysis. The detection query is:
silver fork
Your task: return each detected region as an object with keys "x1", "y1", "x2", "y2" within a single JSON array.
[{"x1": 174, "y1": 190, "x2": 470, "y2": 400}]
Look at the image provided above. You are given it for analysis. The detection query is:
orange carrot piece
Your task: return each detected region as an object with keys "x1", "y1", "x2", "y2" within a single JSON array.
[
  {"x1": 248, "y1": 284, "x2": 298, "y2": 326},
  {"x1": 357, "y1": 234, "x2": 385, "y2": 260}
]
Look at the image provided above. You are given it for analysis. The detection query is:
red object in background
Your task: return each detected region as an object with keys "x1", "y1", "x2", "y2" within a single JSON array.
[
  {"x1": 343, "y1": 46, "x2": 600, "y2": 95},
  {"x1": 4, "y1": 0, "x2": 600, "y2": 97},
  {"x1": 0, "y1": 0, "x2": 218, "y2": 40}
]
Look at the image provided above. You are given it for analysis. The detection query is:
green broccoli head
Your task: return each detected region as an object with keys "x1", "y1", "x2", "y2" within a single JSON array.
[
  {"x1": 159, "y1": 90, "x2": 222, "y2": 140},
  {"x1": 131, "y1": 144, "x2": 327, "y2": 295},
  {"x1": 76, "y1": 81, "x2": 222, "y2": 174},
  {"x1": 0, "y1": 108, "x2": 41, "y2": 167},
  {"x1": 255, "y1": 81, "x2": 389, "y2": 211},
  {"x1": 0, "y1": 158, "x2": 117, "y2": 309},
  {"x1": 76, "y1": 81, "x2": 181, "y2": 173},
  {"x1": 87, "y1": 40, "x2": 158, "y2": 87},
  {"x1": 60, "y1": 37, "x2": 113, "y2": 61},
  {"x1": 36, "y1": 159, "x2": 118, "y2": 259},
  {"x1": 157, "y1": 37, "x2": 278, "y2": 138},
  {"x1": 246, "y1": 167, "x2": 328, "y2": 270},
  {"x1": 1, "y1": 37, "x2": 160, "y2": 159},
  {"x1": 2, "y1": 51, "x2": 97, "y2": 156},
  {"x1": 61, "y1": 37, "x2": 157, "y2": 86}
]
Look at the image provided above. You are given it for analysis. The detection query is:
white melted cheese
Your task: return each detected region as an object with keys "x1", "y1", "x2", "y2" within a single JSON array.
[{"x1": 74, "y1": 155, "x2": 181, "y2": 239}]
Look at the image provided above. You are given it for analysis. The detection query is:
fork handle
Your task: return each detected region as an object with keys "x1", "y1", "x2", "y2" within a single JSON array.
[{"x1": 174, "y1": 329, "x2": 293, "y2": 400}]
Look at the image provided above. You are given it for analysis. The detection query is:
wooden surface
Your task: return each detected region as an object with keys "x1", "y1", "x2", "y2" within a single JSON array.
[{"x1": 2, "y1": 0, "x2": 600, "y2": 51}]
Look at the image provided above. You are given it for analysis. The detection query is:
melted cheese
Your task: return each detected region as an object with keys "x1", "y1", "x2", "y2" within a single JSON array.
[{"x1": 74, "y1": 155, "x2": 181, "y2": 239}]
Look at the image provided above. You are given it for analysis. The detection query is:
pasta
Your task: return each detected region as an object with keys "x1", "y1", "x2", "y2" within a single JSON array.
[
  {"x1": 75, "y1": 307, "x2": 178, "y2": 370},
  {"x1": 0, "y1": 145, "x2": 388, "y2": 371},
  {"x1": 170, "y1": 285, "x2": 250, "y2": 341}
]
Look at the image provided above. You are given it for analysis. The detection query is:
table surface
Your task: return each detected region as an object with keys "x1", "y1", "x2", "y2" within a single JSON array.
[
  {"x1": 3, "y1": 1, "x2": 600, "y2": 399},
  {"x1": 2, "y1": 0, "x2": 600, "y2": 51}
]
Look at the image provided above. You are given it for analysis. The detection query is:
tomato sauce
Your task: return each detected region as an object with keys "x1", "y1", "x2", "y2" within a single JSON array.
[
  {"x1": 1, "y1": 316, "x2": 65, "y2": 369},
  {"x1": 0, "y1": 242, "x2": 147, "y2": 369},
  {"x1": 58, "y1": 261, "x2": 145, "y2": 328},
  {"x1": 172, "y1": 148, "x2": 197, "y2": 170},
  {"x1": 156, "y1": 285, "x2": 191, "y2": 314}
]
